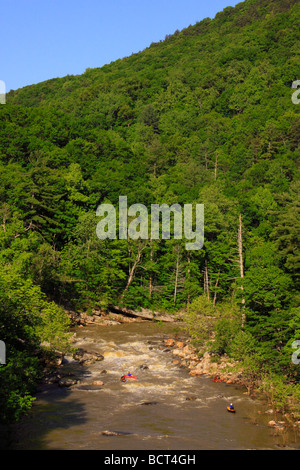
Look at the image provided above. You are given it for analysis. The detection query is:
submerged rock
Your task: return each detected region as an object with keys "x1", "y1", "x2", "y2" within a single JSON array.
[{"x1": 140, "y1": 401, "x2": 159, "y2": 406}]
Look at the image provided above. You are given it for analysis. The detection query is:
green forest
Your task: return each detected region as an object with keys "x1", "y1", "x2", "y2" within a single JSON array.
[{"x1": 0, "y1": 0, "x2": 299, "y2": 423}]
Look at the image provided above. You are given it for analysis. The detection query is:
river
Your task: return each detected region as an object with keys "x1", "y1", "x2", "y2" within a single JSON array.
[{"x1": 10, "y1": 322, "x2": 299, "y2": 450}]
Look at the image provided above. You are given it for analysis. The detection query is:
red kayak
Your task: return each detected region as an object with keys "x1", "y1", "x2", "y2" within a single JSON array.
[{"x1": 124, "y1": 375, "x2": 137, "y2": 379}]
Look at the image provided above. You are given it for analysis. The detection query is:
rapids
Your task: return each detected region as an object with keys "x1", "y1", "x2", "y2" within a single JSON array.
[{"x1": 11, "y1": 322, "x2": 299, "y2": 450}]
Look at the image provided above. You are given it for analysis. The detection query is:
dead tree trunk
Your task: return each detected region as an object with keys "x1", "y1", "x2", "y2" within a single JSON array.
[
  {"x1": 174, "y1": 246, "x2": 180, "y2": 306},
  {"x1": 149, "y1": 238, "x2": 153, "y2": 300},
  {"x1": 204, "y1": 260, "x2": 210, "y2": 300},
  {"x1": 238, "y1": 214, "x2": 246, "y2": 326},
  {"x1": 187, "y1": 252, "x2": 191, "y2": 305},
  {"x1": 214, "y1": 153, "x2": 218, "y2": 180},
  {"x1": 213, "y1": 270, "x2": 220, "y2": 307}
]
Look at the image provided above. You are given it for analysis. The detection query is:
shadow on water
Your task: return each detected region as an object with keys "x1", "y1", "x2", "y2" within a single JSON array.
[{"x1": 9, "y1": 361, "x2": 92, "y2": 450}]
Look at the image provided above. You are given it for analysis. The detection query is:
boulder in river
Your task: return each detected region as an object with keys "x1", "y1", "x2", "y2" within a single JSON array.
[
  {"x1": 62, "y1": 355, "x2": 78, "y2": 365},
  {"x1": 164, "y1": 338, "x2": 175, "y2": 347},
  {"x1": 73, "y1": 348, "x2": 104, "y2": 365},
  {"x1": 91, "y1": 380, "x2": 104, "y2": 386}
]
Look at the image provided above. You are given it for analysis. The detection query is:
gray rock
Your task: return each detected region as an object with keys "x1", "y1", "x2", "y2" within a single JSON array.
[{"x1": 58, "y1": 378, "x2": 77, "y2": 387}]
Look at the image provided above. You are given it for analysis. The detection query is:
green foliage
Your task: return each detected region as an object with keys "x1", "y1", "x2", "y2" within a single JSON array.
[
  {"x1": 230, "y1": 330, "x2": 257, "y2": 362},
  {"x1": 259, "y1": 373, "x2": 300, "y2": 415},
  {"x1": 0, "y1": 353, "x2": 39, "y2": 422},
  {"x1": 212, "y1": 318, "x2": 241, "y2": 356},
  {"x1": 183, "y1": 296, "x2": 241, "y2": 350},
  {"x1": 183, "y1": 296, "x2": 217, "y2": 345},
  {"x1": 0, "y1": 265, "x2": 72, "y2": 423}
]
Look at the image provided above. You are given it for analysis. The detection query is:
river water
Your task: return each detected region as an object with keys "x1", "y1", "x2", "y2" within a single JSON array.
[{"x1": 11, "y1": 322, "x2": 299, "y2": 450}]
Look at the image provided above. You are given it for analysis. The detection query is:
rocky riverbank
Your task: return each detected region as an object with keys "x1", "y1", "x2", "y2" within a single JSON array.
[
  {"x1": 66, "y1": 308, "x2": 138, "y2": 326},
  {"x1": 65, "y1": 306, "x2": 179, "y2": 326},
  {"x1": 40, "y1": 344, "x2": 106, "y2": 388},
  {"x1": 42, "y1": 310, "x2": 300, "y2": 436},
  {"x1": 159, "y1": 335, "x2": 300, "y2": 435},
  {"x1": 162, "y1": 337, "x2": 242, "y2": 384}
]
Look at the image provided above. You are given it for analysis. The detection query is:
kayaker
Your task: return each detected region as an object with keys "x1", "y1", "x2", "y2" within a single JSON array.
[{"x1": 229, "y1": 403, "x2": 234, "y2": 410}]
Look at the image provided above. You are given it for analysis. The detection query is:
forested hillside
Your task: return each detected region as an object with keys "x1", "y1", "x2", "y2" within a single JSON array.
[{"x1": 1, "y1": 0, "x2": 300, "y2": 421}]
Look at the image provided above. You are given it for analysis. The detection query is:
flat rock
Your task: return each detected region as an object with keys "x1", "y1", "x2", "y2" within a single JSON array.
[
  {"x1": 58, "y1": 378, "x2": 77, "y2": 387},
  {"x1": 101, "y1": 430, "x2": 131, "y2": 436}
]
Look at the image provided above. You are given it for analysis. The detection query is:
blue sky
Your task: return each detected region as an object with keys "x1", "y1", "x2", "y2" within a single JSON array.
[{"x1": 1, "y1": 0, "x2": 241, "y2": 92}]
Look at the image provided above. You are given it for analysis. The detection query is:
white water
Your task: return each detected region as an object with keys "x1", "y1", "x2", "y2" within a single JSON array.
[{"x1": 11, "y1": 323, "x2": 299, "y2": 450}]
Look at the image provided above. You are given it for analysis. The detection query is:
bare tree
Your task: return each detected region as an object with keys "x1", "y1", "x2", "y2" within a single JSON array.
[
  {"x1": 213, "y1": 270, "x2": 220, "y2": 307},
  {"x1": 238, "y1": 214, "x2": 246, "y2": 326},
  {"x1": 204, "y1": 260, "x2": 210, "y2": 300},
  {"x1": 174, "y1": 245, "x2": 180, "y2": 306},
  {"x1": 149, "y1": 237, "x2": 153, "y2": 299},
  {"x1": 122, "y1": 240, "x2": 147, "y2": 298}
]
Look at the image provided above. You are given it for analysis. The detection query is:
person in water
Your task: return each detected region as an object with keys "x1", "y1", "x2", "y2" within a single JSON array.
[{"x1": 120, "y1": 375, "x2": 126, "y2": 382}]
